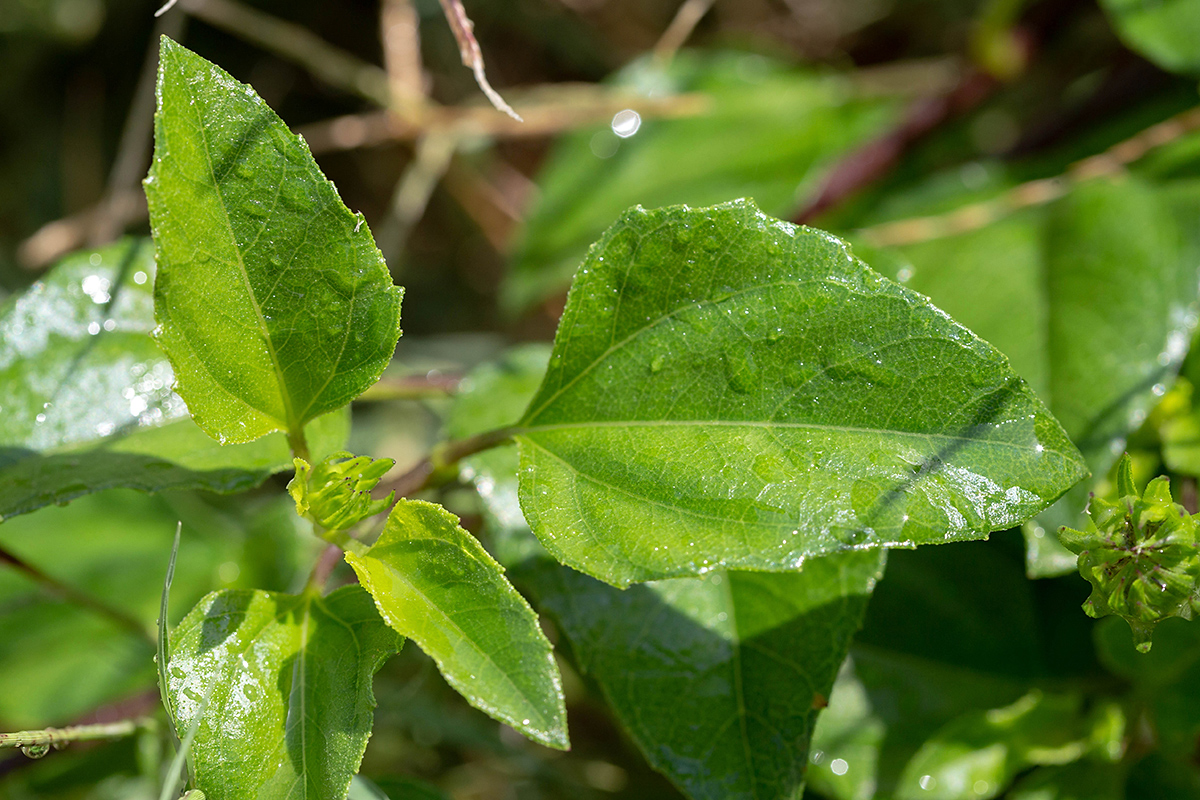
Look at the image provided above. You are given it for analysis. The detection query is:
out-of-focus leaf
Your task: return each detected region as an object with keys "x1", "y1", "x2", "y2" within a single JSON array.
[
  {"x1": 852, "y1": 176, "x2": 1200, "y2": 578},
  {"x1": 448, "y1": 345, "x2": 883, "y2": 800},
  {"x1": 167, "y1": 586, "x2": 401, "y2": 800},
  {"x1": 1007, "y1": 760, "x2": 1127, "y2": 800},
  {"x1": 1126, "y1": 753, "x2": 1200, "y2": 800},
  {"x1": 146, "y1": 38, "x2": 402, "y2": 445},
  {"x1": 0, "y1": 489, "x2": 299, "y2": 730},
  {"x1": 345, "y1": 499, "x2": 568, "y2": 750},
  {"x1": 1096, "y1": 616, "x2": 1200, "y2": 759},
  {"x1": 1100, "y1": 0, "x2": 1200, "y2": 75},
  {"x1": 0, "y1": 239, "x2": 349, "y2": 522},
  {"x1": 892, "y1": 690, "x2": 1123, "y2": 800},
  {"x1": 515, "y1": 199, "x2": 1084, "y2": 587},
  {"x1": 504, "y1": 51, "x2": 904, "y2": 313}
]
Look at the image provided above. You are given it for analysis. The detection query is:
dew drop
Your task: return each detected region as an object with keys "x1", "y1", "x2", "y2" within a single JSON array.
[
  {"x1": 650, "y1": 354, "x2": 666, "y2": 373},
  {"x1": 20, "y1": 743, "x2": 50, "y2": 759}
]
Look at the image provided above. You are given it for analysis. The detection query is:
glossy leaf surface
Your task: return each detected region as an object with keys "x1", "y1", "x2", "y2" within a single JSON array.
[
  {"x1": 345, "y1": 499, "x2": 568, "y2": 750},
  {"x1": 515, "y1": 199, "x2": 1085, "y2": 587},
  {"x1": 852, "y1": 175, "x2": 1200, "y2": 577},
  {"x1": 0, "y1": 239, "x2": 347, "y2": 522},
  {"x1": 1100, "y1": 0, "x2": 1200, "y2": 74},
  {"x1": 450, "y1": 346, "x2": 882, "y2": 800},
  {"x1": 504, "y1": 51, "x2": 903, "y2": 313},
  {"x1": 145, "y1": 38, "x2": 403, "y2": 444},
  {"x1": 167, "y1": 586, "x2": 401, "y2": 800}
]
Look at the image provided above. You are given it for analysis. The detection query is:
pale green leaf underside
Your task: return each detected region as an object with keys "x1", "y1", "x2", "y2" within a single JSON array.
[
  {"x1": 145, "y1": 38, "x2": 402, "y2": 444},
  {"x1": 516, "y1": 199, "x2": 1087, "y2": 587},
  {"x1": 167, "y1": 586, "x2": 401, "y2": 800},
  {"x1": 0, "y1": 239, "x2": 347, "y2": 522},
  {"x1": 345, "y1": 499, "x2": 568, "y2": 750}
]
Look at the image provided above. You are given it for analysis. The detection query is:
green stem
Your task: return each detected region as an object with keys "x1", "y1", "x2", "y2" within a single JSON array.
[
  {"x1": 0, "y1": 545, "x2": 154, "y2": 644},
  {"x1": 0, "y1": 719, "x2": 144, "y2": 754},
  {"x1": 288, "y1": 426, "x2": 312, "y2": 463}
]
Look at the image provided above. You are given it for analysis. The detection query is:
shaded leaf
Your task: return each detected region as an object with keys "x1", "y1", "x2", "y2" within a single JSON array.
[
  {"x1": 0, "y1": 239, "x2": 348, "y2": 522},
  {"x1": 514, "y1": 199, "x2": 1085, "y2": 587},
  {"x1": 145, "y1": 37, "x2": 402, "y2": 445},
  {"x1": 504, "y1": 51, "x2": 903, "y2": 313},
  {"x1": 167, "y1": 586, "x2": 401, "y2": 800},
  {"x1": 345, "y1": 499, "x2": 568, "y2": 750},
  {"x1": 1100, "y1": 0, "x2": 1200, "y2": 75}
]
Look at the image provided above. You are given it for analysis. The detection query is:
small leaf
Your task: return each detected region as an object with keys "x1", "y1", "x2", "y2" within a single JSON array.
[
  {"x1": 167, "y1": 586, "x2": 401, "y2": 800},
  {"x1": 288, "y1": 452, "x2": 395, "y2": 531},
  {"x1": 1059, "y1": 455, "x2": 1200, "y2": 652},
  {"x1": 145, "y1": 37, "x2": 403, "y2": 445},
  {"x1": 0, "y1": 240, "x2": 347, "y2": 522},
  {"x1": 515, "y1": 199, "x2": 1086, "y2": 587},
  {"x1": 344, "y1": 499, "x2": 568, "y2": 749}
]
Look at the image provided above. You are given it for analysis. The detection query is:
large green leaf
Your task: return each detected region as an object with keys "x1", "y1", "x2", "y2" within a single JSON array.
[
  {"x1": 513, "y1": 199, "x2": 1085, "y2": 587},
  {"x1": 503, "y1": 51, "x2": 903, "y2": 313},
  {"x1": 852, "y1": 176, "x2": 1200, "y2": 577},
  {"x1": 344, "y1": 499, "x2": 568, "y2": 750},
  {"x1": 167, "y1": 585, "x2": 401, "y2": 800},
  {"x1": 145, "y1": 37, "x2": 402, "y2": 445},
  {"x1": 446, "y1": 346, "x2": 880, "y2": 800},
  {"x1": 0, "y1": 239, "x2": 348, "y2": 523},
  {"x1": 1100, "y1": 0, "x2": 1200, "y2": 74}
]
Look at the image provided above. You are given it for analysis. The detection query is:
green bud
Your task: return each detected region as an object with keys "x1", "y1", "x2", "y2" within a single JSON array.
[{"x1": 288, "y1": 452, "x2": 396, "y2": 532}]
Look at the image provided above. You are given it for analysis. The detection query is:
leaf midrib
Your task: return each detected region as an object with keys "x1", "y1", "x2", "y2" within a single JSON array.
[{"x1": 186, "y1": 80, "x2": 297, "y2": 431}]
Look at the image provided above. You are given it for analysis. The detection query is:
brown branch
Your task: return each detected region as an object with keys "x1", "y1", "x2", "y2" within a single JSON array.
[
  {"x1": 654, "y1": 0, "x2": 717, "y2": 65},
  {"x1": 381, "y1": 0, "x2": 427, "y2": 121},
  {"x1": 357, "y1": 371, "x2": 463, "y2": 401},
  {"x1": 794, "y1": 65, "x2": 997, "y2": 224},
  {"x1": 178, "y1": 0, "x2": 391, "y2": 106},
  {"x1": 857, "y1": 104, "x2": 1200, "y2": 248},
  {"x1": 437, "y1": 0, "x2": 521, "y2": 121},
  {"x1": 382, "y1": 426, "x2": 517, "y2": 499}
]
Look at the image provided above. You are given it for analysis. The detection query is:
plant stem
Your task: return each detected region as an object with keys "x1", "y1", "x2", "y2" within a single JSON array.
[
  {"x1": 306, "y1": 543, "x2": 347, "y2": 593},
  {"x1": 0, "y1": 545, "x2": 154, "y2": 644},
  {"x1": 357, "y1": 372, "x2": 462, "y2": 402},
  {"x1": 288, "y1": 427, "x2": 312, "y2": 463},
  {"x1": 0, "y1": 719, "x2": 144, "y2": 752},
  {"x1": 383, "y1": 425, "x2": 517, "y2": 499}
]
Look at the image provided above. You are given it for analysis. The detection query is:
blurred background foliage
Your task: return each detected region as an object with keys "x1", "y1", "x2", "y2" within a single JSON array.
[{"x1": 6, "y1": 0, "x2": 1200, "y2": 798}]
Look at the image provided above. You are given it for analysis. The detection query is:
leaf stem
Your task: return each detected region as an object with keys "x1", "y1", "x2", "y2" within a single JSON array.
[
  {"x1": 288, "y1": 427, "x2": 312, "y2": 463},
  {"x1": 384, "y1": 425, "x2": 518, "y2": 499},
  {"x1": 0, "y1": 544, "x2": 154, "y2": 644},
  {"x1": 0, "y1": 719, "x2": 145, "y2": 752}
]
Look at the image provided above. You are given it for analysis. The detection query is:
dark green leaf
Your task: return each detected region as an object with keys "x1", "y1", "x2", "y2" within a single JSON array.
[
  {"x1": 167, "y1": 586, "x2": 401, "y2": 800},
  {"x1": 344, "y1": 499, "x2": 568, "y2": 750},
  {"x1": 1100, "y1": 0, "x2": 1200, "y2": 75},
  {"x1": 1008, "y1": 761, "x2": 1128, "y2": 800},
  {"x1": 515, "y1": 199, "x2": 1085, "y2": 587},
  {"x1": 450, "y1": 346, "x2": 882, "y2": 800},
  {"x1": 145, "y1": 37, "x2": 402, "y2": 444},
  {"x1": 0, "y1": 239, "x2": 349, "y2": 522},
  {"x1": 504, "y1": 51, "x2": 903, "y2": 313},
  {"x1": 853, "y1": 176, "x2": 1200, "y2": 577}
]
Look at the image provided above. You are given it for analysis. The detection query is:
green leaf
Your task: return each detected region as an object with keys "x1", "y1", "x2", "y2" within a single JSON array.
[
  {"x1": 344, "y1": 499, "x2": 568, "y2": 750},
  {"x1": 520, "y1": 552, "x2": 884, "y2": 800},
  {"x1": 893, "y1": 691, "x2": 1123, "y2": 800},
  {"x1": 0, "y1": 239, "x2": 349, "y2": 523},
  {"x1": 449, "y1": 346, "x2": 881, "y2": 800},
  {"x1": 288, "y1": 452, "x2": 395, "y2": 531},
  {"x1": 1100, "y1": 0, "x2": 1200, "y2": 74},
  {"x1": 504, "y1": 51, "x2": 903, "y2": 313},
  {"x1": 166, "y1": 585, "x2": 401, "y2": 800},
  {"x1": 852, "y1": 175, "x2": 1200, "y2": 578},
  {"x1": 145, "y1": 37, "x2": 403, "y2": 445},
  {"x1": 514, "y1": 199, "x2": 1085, "y2": 587},
  {"x1": 1007, "y1": 761, "x2": 1127, "y2": 800}
]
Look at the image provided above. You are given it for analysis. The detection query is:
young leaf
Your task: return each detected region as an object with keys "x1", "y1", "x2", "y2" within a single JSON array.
[
  {"x1": 344, "y1": 499, "x2": 568, "y2": 750},
  {"x1": 288, "y1": 452, "x2": 395, "y2": 531},
  {"x1": 1059, "y1": 454, "x2": 1200, "y2": 652},
  {"x1": 0, "y1": 240, "x2": 347, "y2": 523},
  {"x1": 515, "y1": 199, "x2": 1086, "y2": 587},
  {"x1": 145, "y1": 37, "x2": 403, "y2": 445},
  {"x1": 166, "y1": 586, "x2": 401, "y2": 800}
]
